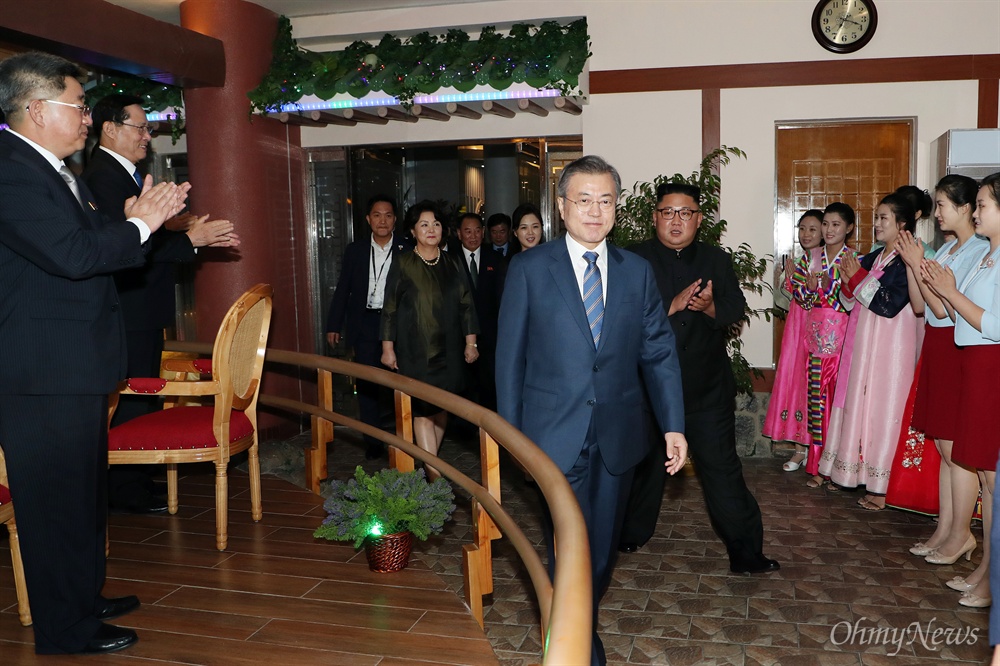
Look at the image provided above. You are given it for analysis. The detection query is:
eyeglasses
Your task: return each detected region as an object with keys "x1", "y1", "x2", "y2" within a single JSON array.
[
  {"x1": 656, "y1": 206, "x2": 701, "y2": 221},
  {"x1": 563, "y1": 196, "x2": 615, "y2": 213},
  {"x1": 31, "y1": 99, "x2": 91, "y2": 115},
  {"x1": 120, "y1": 121, "x2": 154, "y2": 136}
]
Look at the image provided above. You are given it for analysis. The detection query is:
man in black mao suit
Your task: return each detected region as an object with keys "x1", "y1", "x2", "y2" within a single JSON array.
[
  {"x1": 82, "y1": 95, "x2": 237, "y2": 513},
  {"x1": 621, "y1": 182, "x2": 778, "y2": 575},
  {"x1": 496, "y1": 156, "x2": 687, "y2": 666},
  {"x1": 456, "y1": 213, "x2": 505, "y2": 409},
  {"x1": 326, "y1": 195, "x2": 410, "y2": 458},
  {"x1": 0, "y1": 52, "x2": 186, "y2": 654}
]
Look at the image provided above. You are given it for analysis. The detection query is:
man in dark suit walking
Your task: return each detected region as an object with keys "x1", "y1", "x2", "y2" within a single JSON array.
[
  {"x1": 82, "y1": 94, "x2": 237, "y2": 513},
  {"x1": 456, "y1": 213, "x2": 504, "y2": 410},
  {"x1": 326, "y1": 195, "x2": 410, "y2": 458},
  {"x1": 621, "y1": 182, "x2": 778, "y2": 575},
  {"x1": 0, "y1": 52, "x2": 187, "y2": 654},
  {"x1": 496, "y1": 155, "x2": 687, "y2": 666}
]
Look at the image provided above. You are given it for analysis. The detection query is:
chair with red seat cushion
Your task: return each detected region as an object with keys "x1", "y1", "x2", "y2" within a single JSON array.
[
  {"x1": 0, "y1": 444, "x2": 31, "y2": 626},
  {"x1": 108, "y1": 284, "x2": 273, "y2": 551}
]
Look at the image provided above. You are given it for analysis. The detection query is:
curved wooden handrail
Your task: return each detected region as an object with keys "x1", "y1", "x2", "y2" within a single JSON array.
[{"x1": 164, "y1": 340, "x2": 591, "y2": 665}]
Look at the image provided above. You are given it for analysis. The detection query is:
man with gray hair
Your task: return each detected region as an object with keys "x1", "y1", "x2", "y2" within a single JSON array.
[
  {"x1": 0, "y1": 51, "x2": 186, "y2": 654},
  {"x1": 496, "y1": 155, "x2": 687, "y2": 665}
]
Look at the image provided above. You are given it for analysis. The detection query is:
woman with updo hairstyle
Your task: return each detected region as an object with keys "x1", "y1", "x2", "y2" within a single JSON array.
[
  {"x1": 381, "y1": 200, "x2": 479, "y2": 480},
  {"x1": 512, "y1": 202, "x2": 545, "y2": 251},
  {"x1": 889, "y1": 175, "x2": 987, "y2": 542},
  {"x1": 921, "y1": 173, "x2": 1000, "y2": 608},
  {"x1": 818, "y1": 193, "x2": 923, "y2": 510}
]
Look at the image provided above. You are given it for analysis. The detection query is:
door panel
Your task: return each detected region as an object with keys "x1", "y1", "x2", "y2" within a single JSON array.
[{"x1": 773, "y1": 121, "x2": 913, "y2": 360}]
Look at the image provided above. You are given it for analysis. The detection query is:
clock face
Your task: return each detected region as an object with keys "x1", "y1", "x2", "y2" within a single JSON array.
[{"x1": 812, "y1": 0, "x2": 878, "y2": 54}]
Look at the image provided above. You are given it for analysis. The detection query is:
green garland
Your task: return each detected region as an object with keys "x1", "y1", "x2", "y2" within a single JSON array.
[
  {"x1": 86, "y1": 77, "x2": 185, "y2": 142},
  {"x1": 248, "y1": 16, "x2": 590, "y2": 114}
]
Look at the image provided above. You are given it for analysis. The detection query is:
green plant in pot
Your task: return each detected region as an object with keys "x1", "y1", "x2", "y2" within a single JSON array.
[{"x1": 314, "y1": 466, "x2": 456, "y2": 572}]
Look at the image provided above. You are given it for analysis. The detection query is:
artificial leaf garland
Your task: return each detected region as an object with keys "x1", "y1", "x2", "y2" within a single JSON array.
[{"x1": 248, "y1": 16, "x2": 590, "y2": 114}]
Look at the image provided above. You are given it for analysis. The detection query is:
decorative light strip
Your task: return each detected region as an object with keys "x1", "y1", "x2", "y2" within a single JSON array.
[{"x1": 276, "y1": 87, "x2": 562, "y2": 114}]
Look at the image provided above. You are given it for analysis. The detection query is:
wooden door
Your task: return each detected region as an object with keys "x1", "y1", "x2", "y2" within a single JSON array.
[{"x1": 773, "y1": 121, "x2": 913, "y2": 360}]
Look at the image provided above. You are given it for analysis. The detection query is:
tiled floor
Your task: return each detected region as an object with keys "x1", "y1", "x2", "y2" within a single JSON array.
[{"x1": 308, "y1": 428, "x2": 993, "y2": 665}]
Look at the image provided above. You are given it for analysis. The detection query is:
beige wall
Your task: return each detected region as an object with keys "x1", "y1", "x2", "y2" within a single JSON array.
[{"x1": 290, "y1": 0, "x2": 1000, "y2": 365}]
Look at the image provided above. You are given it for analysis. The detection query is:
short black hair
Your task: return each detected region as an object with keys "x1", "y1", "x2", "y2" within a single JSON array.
[
  {"x1": 655, "y1": 182, "x2": 701, "y2": 203},
  {"x1": 91, "y1": 94, "x2": 145, "y2": 139},
  {"x1": 459, "y1": 213, "x2": 483, "y2": 227},
  {"x1": 487, "y1": 213, "x2": 511, "y2": 230},
  {"x1": 0, "y1": 52, "x2": 82, "y2": 125},
  {"x1": 404, "y1": 200, "x2": 440, "y2": 230},
  {"x1": 367, "y1": 194, "x2": 397, "y2": 217}
]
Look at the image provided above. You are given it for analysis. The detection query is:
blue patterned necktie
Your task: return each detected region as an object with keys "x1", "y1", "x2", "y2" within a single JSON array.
[
  {"x1": 132, "y1": 169, "x2": 142, "y2": 188},
  {"x1": 582, "y1": 251, "x2": 604, "y2": 347}
]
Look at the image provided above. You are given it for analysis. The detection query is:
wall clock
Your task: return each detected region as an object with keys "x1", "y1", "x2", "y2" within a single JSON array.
[{"x1": 812, "y1": 0, "x2": 878, "y2": 54}]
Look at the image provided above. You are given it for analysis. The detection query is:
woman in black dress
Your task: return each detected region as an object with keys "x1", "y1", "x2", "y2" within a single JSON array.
[{"x1": 381, "y1": 201, "x2": 479, "y2": 479}]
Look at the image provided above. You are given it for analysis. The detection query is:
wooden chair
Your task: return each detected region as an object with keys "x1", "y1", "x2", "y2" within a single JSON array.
[
  {"x1": 0, "y1": 445, "x2": 31, "y2": 626},
  {"x1": 108, "y1": 284, "x2": 273, "y2": 551}
]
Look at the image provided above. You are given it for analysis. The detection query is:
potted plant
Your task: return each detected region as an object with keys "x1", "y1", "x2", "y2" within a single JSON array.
[{"x1": 314, "y1": 466, "x2": 456, "y2": 572}]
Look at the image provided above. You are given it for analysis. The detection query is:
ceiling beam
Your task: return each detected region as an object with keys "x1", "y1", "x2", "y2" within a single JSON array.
[{"x1": 0, "y1": 0, "x2": 224, "y2": 87}]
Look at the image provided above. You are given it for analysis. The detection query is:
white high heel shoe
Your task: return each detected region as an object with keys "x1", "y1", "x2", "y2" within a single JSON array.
[
  {"x1": 946, "y1": 576, "x2": 976, "y2": 592},
  {"x1": 782, "y1": 452, "x2": 806, "y2": 472}
]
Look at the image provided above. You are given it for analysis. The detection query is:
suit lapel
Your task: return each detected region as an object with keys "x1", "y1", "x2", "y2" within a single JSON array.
[
  {"x1": 548, "y1": 241, "x2": 594, "y2": 347},
  {"x1": 598, "y1": 245, "x2": 625, "y2": 354},
  {"x1": 3, "y1": 132, "x2": 96, "y2": 229}
]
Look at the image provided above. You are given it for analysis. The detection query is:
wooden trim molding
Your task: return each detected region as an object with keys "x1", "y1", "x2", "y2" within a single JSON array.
[
  {"x1": 0, "y1": 0, "x2": 224, "y2": 87},
  {"x1": 590, "y1": 54, "x2": 1000, "y2": 94},
  {"x1": 701, "y1": 88, "x2": 720, "y2": 156},
  {"x1": 979, "y1": 78, "x2": 1000, "y2": 129}
]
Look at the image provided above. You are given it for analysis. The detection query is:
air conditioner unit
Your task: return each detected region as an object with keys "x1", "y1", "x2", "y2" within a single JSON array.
[{"x1": 934, "y1": 129, "x2": 1000, "y2": 182}]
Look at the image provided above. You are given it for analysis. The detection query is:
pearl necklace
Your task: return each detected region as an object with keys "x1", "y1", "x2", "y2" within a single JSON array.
[{"x1": 415, "y1": 247, "x2": 441, "y2": 266}]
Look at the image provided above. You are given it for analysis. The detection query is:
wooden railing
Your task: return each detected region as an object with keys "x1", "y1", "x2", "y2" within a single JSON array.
[{"x1": 164, "y1": 341, "x2": 591, "y2": 665}]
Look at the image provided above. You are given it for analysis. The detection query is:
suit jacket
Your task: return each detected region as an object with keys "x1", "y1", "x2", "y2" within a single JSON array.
[
  {"x1": 82, "y1": 148, "x2": 195, "y2": 331},
  {"x1": 326, "y1": 235, "x2": 412, "y2": 348},
  {"x1": 633, "y1": 239, "x2": 746, "y2": 413},
  {"x1": 0, "y1": 130, "x2": 145, "y2": 395},
  {"x1": 457, "y1": 246, "x2": 505, "y2": 353},
  {"x1": 496, "y1": 237, "x2": 684, "y2": 475}
]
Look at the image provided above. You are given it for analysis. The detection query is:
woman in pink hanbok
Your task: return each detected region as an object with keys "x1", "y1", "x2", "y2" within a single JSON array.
[
  {"x1": 819, "y1": 194, "x2": 923, "y2": 509},
  {"x1": 765, "y1": 210, "x2": 823, "y2": 470},
  {"x1": 792, "y1": 203, "x2": 856, "y2": 488}
]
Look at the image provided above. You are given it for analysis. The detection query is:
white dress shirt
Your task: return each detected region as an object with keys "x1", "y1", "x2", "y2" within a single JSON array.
[
  {"x1": 366, "y1": 234, "x2": 394, "y2": 309},
  {"x1": 6, "y1": 129, "x2": 151, "y2": 243}
]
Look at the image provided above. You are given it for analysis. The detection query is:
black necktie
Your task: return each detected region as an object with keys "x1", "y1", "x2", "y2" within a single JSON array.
[{"x1": 469, "y1": 253, "x2": 478, "y2": 289}]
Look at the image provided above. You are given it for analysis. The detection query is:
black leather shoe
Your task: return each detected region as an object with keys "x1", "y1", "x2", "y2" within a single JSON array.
[
  {"x1": 730, "y1": 555, "x2": 780, "y2": 575},
  {"x1": 618, "y1": 543, "x2": 639, "y2": 554},
  {"x1": 95, "y1": 595, "x2": 140, "y2": 621},
  {"x1": 83, "y1": 623, "x2": 138, "y2": 654}
]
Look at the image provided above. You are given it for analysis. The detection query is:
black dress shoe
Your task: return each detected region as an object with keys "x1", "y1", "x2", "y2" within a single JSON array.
[
  {"x1": 618, "y1": 543, "x2": 639, "y2": 554},
  {"x1": 83, "y1": 623, "x2": 138, "y2": 654},
  {"x1": 730, "y1": 554, "x2": 780, "y2": 575},
  {"x1": 111, "y1": 495, "x2": 169, "y2": 515},
  {"x1": 96, "y1": 595, "x2": 140, "y2": 621}
]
